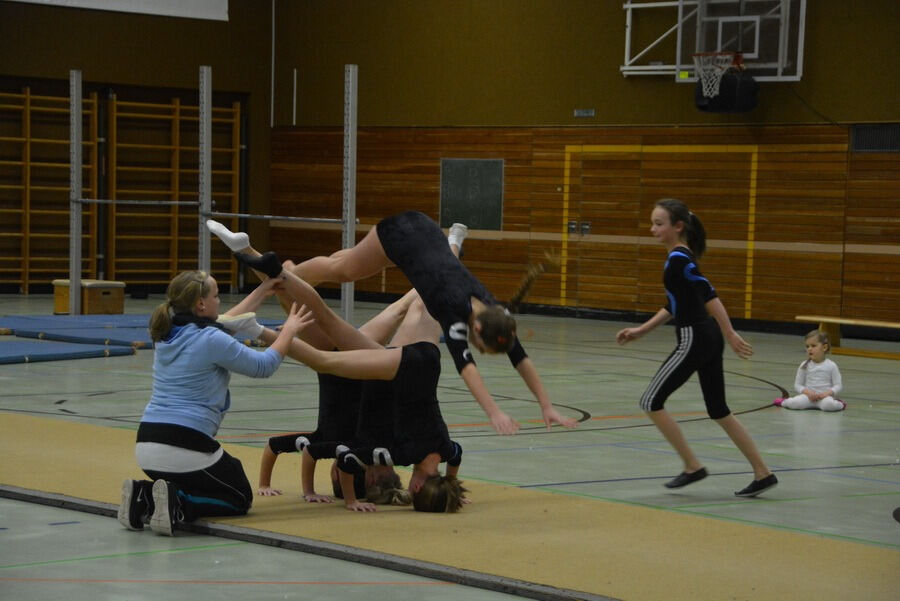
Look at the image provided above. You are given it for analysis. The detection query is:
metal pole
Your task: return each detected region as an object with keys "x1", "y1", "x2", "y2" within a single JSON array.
[
  {"x1": 270, "y1": 0, "x2": 275, "y2": 128},
  {"x1": 341, "y1": 65, "x2": 358, "y2": 324},
  {"x1": 292, "y1": 67, "x2": 297, "y2": 126},
  {"x1": 68, "y1": 70, "x2": 83, "y2": 315},
  {"x1": 198, "y1": 66, "x2": 212, "y2": 273}
]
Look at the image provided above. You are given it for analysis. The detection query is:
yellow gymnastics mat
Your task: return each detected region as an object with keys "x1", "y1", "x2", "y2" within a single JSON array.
[{"x1": 0, "y1": 413, "x2": 896, "y2": 601}]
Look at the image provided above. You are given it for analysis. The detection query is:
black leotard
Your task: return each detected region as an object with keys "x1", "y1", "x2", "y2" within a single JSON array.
[
  {"x1": 303, "y1": 376, "x2": 396, "y2": 461},
  {"x1": 663, "y1": 246, "x2": 717, "y2": 326},
  {"x1": 267, "y1": 373, "x2": 360, "y2": 454},
  {"x1": 336, "y1": 341, "x2": 461, "y2": 474},
  {"x1": 376, "y1": 211, "x2": 527, "y2": 372},
  {"x1": 640, "y1": 246, "x2": 730, "y2": 419}
]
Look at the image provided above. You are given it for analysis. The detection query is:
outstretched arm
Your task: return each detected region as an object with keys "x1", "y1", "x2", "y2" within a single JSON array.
[
  {"x1": 301, "y1": 449, "x2": 333, "y2": 503},
  {"x1": 267, "y1": 303, "x2": 314, "y2": 357},
  {"x1": 459, "y1": 363, "x2": 520, "y2": 435},
  {"x1": 225, "y1": 277, "x2": 280, "y2": 316},
  {"x1": 514, "y1": 357, "x2": 577, "y2": 429},
  {"x1": 616, "y1": 308, "x2": 672, "y2": 345},
  {"x1": 339, "y1": 469, "x2": 376, "y2": 512},
  {"x1": 257, "y1": 443, "x2": 282, "y2": 496}
]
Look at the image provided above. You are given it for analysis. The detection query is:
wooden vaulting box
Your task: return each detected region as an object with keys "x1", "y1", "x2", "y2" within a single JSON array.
[{"x1": 52, "y1": 279, "x2": 126, "y2": 315}]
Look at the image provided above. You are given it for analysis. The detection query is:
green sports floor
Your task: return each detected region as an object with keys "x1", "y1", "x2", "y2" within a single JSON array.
[{"x1": 1, "y1": 292, "x2": 897, "y2": 601}]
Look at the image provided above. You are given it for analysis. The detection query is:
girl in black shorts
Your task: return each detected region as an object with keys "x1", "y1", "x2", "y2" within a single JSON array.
[
  {"x1": 616, "y1": 199, "x2": 777, "y2": 498},
  {"x1": 208, "y1": 211, "x2": 575, "y2": 436},
  {"x1": 256, "y1": 290, "x2": 418, "y2": 501},
  {"x1": 276, "y1": 268, "x2": 468, "y2": 512}
]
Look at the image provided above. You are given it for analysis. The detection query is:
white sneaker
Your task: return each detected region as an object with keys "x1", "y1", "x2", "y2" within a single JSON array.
[
  {"x1": 206, "y1": 219, "x2": 250, "y2": 252},
  {"x1": 448, "y1": 223, "x2": 468, "y2": 249},
  {"x1": 149, "y1": 479, "x2": 182, "y2": 536},
  {"x1": 118, "y1": 479, "x2": 152, "y2": 531}
]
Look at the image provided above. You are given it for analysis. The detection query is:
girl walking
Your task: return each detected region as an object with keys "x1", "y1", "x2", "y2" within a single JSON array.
[{"x1": 616, "y1": 199, "x2": 777, "y2": 497}]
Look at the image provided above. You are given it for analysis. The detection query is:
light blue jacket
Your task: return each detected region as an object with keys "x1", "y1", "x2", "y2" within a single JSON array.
[{"x1": 141, "y1": 324, "x2": 284, "y2": 438}]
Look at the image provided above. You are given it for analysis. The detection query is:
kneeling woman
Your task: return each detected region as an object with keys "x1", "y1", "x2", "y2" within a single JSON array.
[{"x1": 118, "y1": 270, "x2": 309, "y2": 535}]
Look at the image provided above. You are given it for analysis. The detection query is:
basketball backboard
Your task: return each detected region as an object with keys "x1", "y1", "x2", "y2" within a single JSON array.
[{"x1": 621, "y1": 0, "x2": 806, "y2": 82}]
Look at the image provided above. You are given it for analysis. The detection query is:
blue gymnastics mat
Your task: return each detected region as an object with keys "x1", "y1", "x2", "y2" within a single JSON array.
[
  {"x1": 0, "y1": 314, "x2": 154, "y2": 348},
  {"x1": 0, "y1": 339, "x2": 136, "y2": 364},
  {"x1": 13, "y1": 326, "x2": 154, "y2": 348},
  {"x1": 0, "y1": 314, "x2": 150, "y2": 332},
  {"x1": 0, "y1": 314, "x2": 284, "y2": 350}
]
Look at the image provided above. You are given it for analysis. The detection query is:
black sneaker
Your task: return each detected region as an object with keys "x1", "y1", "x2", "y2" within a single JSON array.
[
  {"x1": 117, "y1": 479, "x2": 153, "y2": 531},
  {"x1": 735, "y1": 473, "x2": 778, "y2": 497},
  {"x1": 664, "y1": 468, "x2": 708, "y2": 489},
  {"x1": 234, "y1": 251, "x2": 283, "y2": 279},
  {"x1": 149, "y1": 479, "x2": 184, "y2": 536}
]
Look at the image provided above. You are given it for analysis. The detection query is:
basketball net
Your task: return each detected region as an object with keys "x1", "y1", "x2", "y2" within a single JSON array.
[{"x1": 693, "y1": 52, "x2": 741, "y2": 98}]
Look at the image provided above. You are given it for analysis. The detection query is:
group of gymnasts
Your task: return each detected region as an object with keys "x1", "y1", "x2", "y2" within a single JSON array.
[{"x1": 118, "y1": 200, "x2": 777, "y2": 536}]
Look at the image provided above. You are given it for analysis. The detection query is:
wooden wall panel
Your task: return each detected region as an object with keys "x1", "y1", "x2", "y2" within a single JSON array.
[
  {"x1": 270, "y1": 124, "x2": 900, "y2": 326},
  {"x1": 843, "y1": 152, "x2": 900, "y2": 320}
]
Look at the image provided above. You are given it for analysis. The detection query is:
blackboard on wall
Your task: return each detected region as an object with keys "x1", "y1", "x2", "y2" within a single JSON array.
[{"x1": 439, "y1": 158, "x2": 503, "y2": 230}]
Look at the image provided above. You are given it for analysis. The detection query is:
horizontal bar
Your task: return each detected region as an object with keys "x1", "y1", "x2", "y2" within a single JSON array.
[
  {"x1": 75, "y1": 198, "x2": 200, "y2": 206},
  {"x1": 205, "y1": 210, "x2": 347, "y2": 224}
]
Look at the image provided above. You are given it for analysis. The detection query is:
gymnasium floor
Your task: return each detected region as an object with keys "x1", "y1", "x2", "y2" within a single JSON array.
[{"x1": 1, "y1": 291, "x2": 898, "y2": 601}]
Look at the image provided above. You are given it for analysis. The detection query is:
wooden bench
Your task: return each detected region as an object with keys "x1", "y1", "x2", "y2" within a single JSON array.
[{"x1": 795, "y1": 315, "x2": 900, "y2": 361}]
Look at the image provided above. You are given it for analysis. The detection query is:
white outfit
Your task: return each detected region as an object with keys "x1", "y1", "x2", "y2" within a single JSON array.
[{"x1": 782, "y1": 358, "x2": 844, "y2": 411}]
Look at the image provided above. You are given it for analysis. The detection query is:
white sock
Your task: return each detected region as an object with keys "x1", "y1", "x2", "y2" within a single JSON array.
[
  {"x1": 448, "y1": 223, "x2": 468, "y2": 250},
  {"x1": 206, "y1": 219, "x2": 250, "y2": 252},
  {"x1": 216, "y1": 312, "x2": 263, "y2": 339}
]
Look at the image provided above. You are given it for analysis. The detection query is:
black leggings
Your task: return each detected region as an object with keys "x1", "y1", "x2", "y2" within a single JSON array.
[
  {"x1": 143, "y1": 450, "x2": 252, "y2": 522},
  {"x1": 639, "y1": 320, "x2": 731, "y2": 420}
]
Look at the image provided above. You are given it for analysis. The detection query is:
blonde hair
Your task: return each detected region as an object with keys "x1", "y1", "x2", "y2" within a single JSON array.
[
  {"x1": 804, "y1": 329, "x2": 830, "y2": 351},
  {"x1": 148, "y1": 270, "x2": 210, "y2": 342},
  {"x1": 412, "y1": 475, "x2": 467, "y2": 513}
]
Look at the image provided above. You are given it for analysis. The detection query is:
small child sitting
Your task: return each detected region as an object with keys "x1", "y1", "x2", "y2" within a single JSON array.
[{"x1": 775, "y1": 330, "x2": 845, "y2": 412}]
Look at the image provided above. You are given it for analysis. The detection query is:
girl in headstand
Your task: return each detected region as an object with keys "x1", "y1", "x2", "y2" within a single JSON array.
[
  {"x1": 246, "y1": 259, "x2": 468, "y2": 512},
  {"x1": 208, "y1": 212, "x2": 575, "y2": 435},
  {"x1": 256, "y1": 290, "x2": 418, "y2": 501}
]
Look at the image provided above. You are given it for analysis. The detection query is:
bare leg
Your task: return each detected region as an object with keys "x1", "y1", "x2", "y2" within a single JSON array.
[
  {"x1": 647, "y1": 409, "x2": 704, "y2": 473},
  {"x1": 290, "y1": 227, "x2": 392, "y2": 286},
  {"x1": 278, "y1": 269, "x2": 381, "y2": 351},
  {"x1": 357, "y1": 288, "x2": 420, "y2": 345},
  {"x1": 389, "y1": 297, "x2": 442, "y2": 347},
  {"x1": 714, "y1": 414, "x2": 772, "y2": 480}
]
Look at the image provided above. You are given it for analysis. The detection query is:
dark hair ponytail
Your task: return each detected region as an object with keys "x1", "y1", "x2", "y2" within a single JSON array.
[
  {"x1": 478, "y1": 251, "x2": 559, "y2": 353},
  {"x1": 655, "y1": 198, "x2": 707, "y2": 258},
  {"x1": 508, "y1": 250, "x2": 560, "y2": 313}
]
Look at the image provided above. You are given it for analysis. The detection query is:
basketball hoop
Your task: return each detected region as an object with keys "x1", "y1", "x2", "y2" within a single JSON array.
[{"x1": 693, "y1": 52, "x2": 742, "y2": 98}]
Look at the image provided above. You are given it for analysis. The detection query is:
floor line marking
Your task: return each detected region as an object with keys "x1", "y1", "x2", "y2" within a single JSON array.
[
  {"x1": 519, "y1": 463, "x2": 899, "y2": 488},
  {"x1": 0, "y1": 541, "x2": 248, "y2": 570},
  {"x1": 0, "y1": 576, "x2": 451, "y2": 586}
]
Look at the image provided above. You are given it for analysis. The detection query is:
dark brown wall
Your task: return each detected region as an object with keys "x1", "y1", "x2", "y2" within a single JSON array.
[{"x1": 273, "y1": 0, "x2": 899, "y2": 127}]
